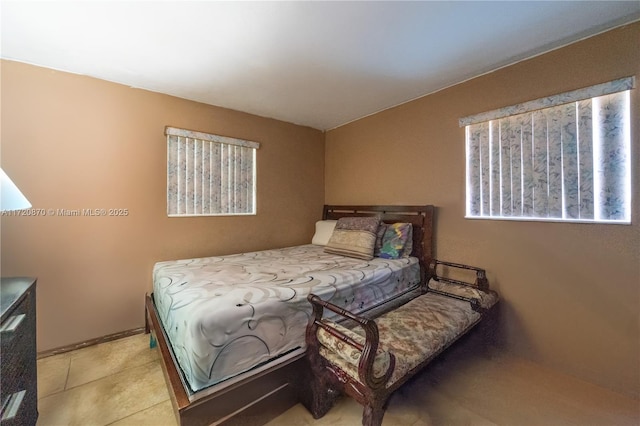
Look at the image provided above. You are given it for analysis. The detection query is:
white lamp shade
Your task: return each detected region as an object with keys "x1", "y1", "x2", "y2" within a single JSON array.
[{"x1": 1, "y1": 168, "x2": 32, "y2": 211}]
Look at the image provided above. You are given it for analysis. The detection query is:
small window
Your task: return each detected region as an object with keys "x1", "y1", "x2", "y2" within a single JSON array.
[
  {"x1": 165, "y1": 127, "x2": 259, "y2": 217},
  {"x1": 461, "y1": 77, "x2": 634, "y2": 223}
]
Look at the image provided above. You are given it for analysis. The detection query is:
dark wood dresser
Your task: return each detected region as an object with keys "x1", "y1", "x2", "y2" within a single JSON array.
[{"x1": 0, "y1": 277, "x2": 37, "y2": 426}]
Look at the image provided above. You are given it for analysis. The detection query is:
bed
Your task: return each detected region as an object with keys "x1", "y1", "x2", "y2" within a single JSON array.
[{"x1": 144, "y1": 205, "x2": 435, "y2": 426}]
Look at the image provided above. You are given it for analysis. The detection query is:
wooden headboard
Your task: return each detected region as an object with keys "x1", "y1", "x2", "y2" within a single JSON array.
[{"x1": 323, "y1": 205, "x2": 435, "y2": 284}]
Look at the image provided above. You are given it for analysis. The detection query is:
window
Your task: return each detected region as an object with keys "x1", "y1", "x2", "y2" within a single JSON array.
[
  {"x1": 461, "y1": 77, "x2": 634, "y2": 223},
  {"x1": 166, "y1": 126, "x2": 259, "y2": 216}
]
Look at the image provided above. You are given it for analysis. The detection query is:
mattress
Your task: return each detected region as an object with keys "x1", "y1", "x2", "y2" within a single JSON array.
[{"x1": 152, "y1": 244, "x2": 420, "y2": 392}]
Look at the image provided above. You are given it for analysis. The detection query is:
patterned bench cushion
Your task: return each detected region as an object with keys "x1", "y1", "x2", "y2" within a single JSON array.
[
  {"x1": 317, "y1": 322, "x2": 392, "y2": 378},
  {"x1": 427, "y1": 279, "x2": 499, "y2": 309},
  {"x1": 317, "y1": 293, "x2": 482, "y2": 387}
]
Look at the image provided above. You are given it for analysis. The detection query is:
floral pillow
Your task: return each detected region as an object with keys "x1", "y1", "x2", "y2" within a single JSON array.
[
  {"x1": 378, "y1": 223, "x2": 413, "y2": 259},
  {"x1": 324, "y1": 216, "x2": 380, "y2": 260}
]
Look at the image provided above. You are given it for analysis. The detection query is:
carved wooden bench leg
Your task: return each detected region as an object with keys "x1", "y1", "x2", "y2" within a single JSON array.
[
  {"x1": 362, "y1": 398, "x2": 386, "y2": 426},
  {"x1": 308, "y1": 375, "x2": 340, "y2": 418},
  {"x1": 303, "y1": 351, "x2": 341, "y2": 419}
]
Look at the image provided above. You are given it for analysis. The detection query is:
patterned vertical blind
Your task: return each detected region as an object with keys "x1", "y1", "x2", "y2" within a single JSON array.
[
  {"x1": 460, "y1": 77, "x2": 634, "y2": 223},
  {"x1": 166, "y1": 127, "x2": 259, "y2": 216}
]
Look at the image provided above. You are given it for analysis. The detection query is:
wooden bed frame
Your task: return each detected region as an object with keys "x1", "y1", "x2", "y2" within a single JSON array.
[{"x1": 144, "y1": 205, "x2": 435, "y2": 426}]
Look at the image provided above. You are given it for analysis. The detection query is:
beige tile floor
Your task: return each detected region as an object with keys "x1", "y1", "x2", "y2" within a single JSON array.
[{"x1": 37, "y1": 333, "x2": 639, "y2": 426}]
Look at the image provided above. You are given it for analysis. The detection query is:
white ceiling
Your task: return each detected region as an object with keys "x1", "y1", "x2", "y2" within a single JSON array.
[{"x1": 2, "y1": 1, "x2": 639, "y2": 131}]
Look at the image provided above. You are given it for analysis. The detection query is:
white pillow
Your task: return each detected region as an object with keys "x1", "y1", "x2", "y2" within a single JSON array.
[{"x1": 312, "y1": 220, "x2": 338, "y2": 246}]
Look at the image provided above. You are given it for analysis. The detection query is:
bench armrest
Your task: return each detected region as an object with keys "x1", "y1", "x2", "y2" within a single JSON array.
[
  {"x1": 307, "y1": 294, "x2": 395, "y2": 390},
  {"x1": 429, "y1": 259, "x2": 489, "y2": 289},
  {"x1": 427, "y1": 259, "x2": 499, "y2": 311}
]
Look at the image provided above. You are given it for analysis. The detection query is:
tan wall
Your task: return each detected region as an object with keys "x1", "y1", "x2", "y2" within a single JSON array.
[
  {"x1": 1, "y1": 60, "x2": 325, "y2": 352},
  {"x1": 325, "y1": 23, "x2": 640, "y2": 398}
]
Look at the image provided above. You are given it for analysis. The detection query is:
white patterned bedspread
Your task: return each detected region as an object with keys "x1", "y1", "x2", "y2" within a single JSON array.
[{"x1": 153, "y1": 244, "x2": 420, "y2": 392}]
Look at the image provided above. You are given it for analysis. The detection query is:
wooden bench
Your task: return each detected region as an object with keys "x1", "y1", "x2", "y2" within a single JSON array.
[{"x1": 304, "y1": 260, "x2": 499, "y2": 426}]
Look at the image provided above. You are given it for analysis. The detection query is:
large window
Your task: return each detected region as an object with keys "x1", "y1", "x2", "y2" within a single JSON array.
[
  {"x1": 166, "y1": 126, "x2": 259, "y2": 217},
  {"x1": 461, "y1": 77, "x2": 633, "y2": 223}
]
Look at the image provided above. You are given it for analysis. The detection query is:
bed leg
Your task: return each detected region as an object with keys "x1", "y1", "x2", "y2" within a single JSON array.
[{"x1": 362, "y1": 400, "x2": 385, "y2": 426}]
